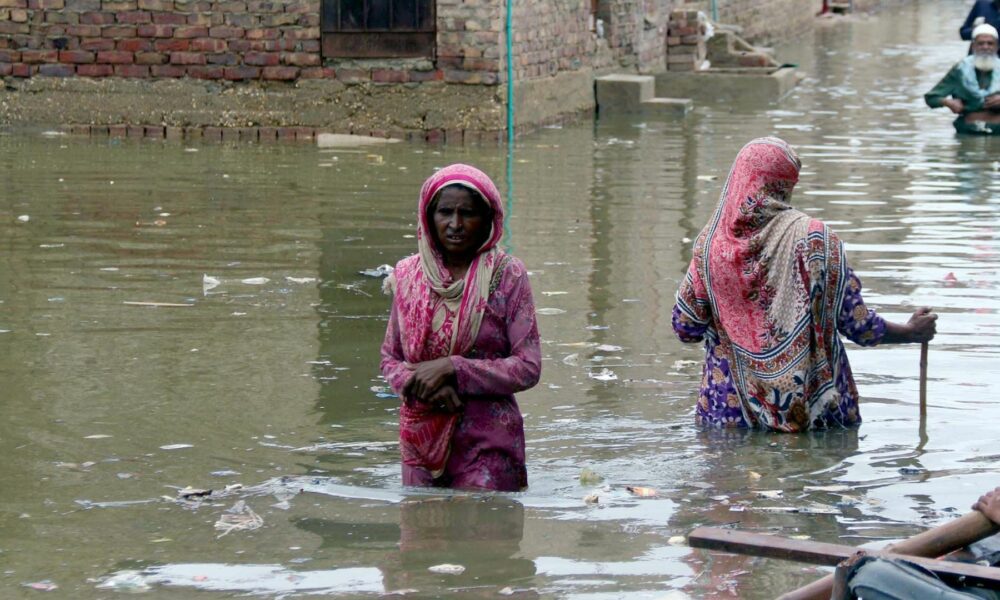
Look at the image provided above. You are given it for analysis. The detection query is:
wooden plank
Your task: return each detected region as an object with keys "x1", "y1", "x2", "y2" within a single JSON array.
[{"x1": 689, "y1": 526, "x2": 1000, "y2": 589}]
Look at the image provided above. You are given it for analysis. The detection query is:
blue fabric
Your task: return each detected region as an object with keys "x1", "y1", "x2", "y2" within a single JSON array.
[
  {"x1": 961, "y1": 0, "x2": 1000, "y2": 41},
  {"x1": 957, "y1": 55, "x2": 1000, "y2": 101},
  {"x1": 847, "y1": 556, "x2": 1000, "y2": 600}
]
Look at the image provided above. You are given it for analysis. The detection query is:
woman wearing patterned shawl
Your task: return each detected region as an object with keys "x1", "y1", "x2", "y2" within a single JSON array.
[
  {"x1": 381, "y1": 164, "x2": 541, "y2": 490},
  {"x1": 673, "y1": 137, "x2": 937, "y2": 432}
]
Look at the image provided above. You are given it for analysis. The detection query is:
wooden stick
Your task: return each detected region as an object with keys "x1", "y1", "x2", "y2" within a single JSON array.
[
  {"x1": 919, "y1": 341, "x2": 929, "y2": 418},
  {"x1": 771, "y1": 511, "x2": 999, "y2": 600}
]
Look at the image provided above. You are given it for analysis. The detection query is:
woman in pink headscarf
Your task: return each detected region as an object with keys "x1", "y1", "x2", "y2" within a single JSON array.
[
  {"x1": 381, "y1": 164, "x2": 541, "y2": 490},
  {"x1": 673, "y1": 137, "x2": 938, "y2": 432}
]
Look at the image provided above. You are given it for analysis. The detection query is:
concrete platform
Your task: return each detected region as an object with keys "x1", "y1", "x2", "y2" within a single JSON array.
[
  {"x1": 654, "y1": 66, "x2": 799, "y2": 105},
  {"x1": 595, "y1": 74, "x2": 654, "y2": 111},
  {"x1": 595, "y1": 74, "x2": 692, "y2": 117}
]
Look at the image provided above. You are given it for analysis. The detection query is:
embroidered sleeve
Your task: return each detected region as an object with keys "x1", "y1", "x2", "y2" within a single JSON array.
[
  {"x1": 450, "y1": 260, "x2": 542, "y2": 397},
  {"x1": 379, "y1": 301, "x2": 413, "y2": 396},
  {"x1": 673, "y1": 260, "x2": 711, "y2": 343},
  {"x1": 837, "y1": 267, "x2": 886, "y2": 347}
]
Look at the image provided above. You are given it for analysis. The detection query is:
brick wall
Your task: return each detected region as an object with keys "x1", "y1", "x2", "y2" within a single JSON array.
[
  {"x1": 714, "y1": 0, "x2": 821, "y2": 45},
  {"x1": 0, "y1": 0, "x2": 325, "y2": 81},
  {"x1": 509, "y1": 0, "x2": 593, "y2": 81}
]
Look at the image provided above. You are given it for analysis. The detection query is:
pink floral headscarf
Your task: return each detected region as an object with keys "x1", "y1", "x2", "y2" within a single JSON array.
[{"x1": 389, "y1": 164, "x2": 506, "y2": 475}]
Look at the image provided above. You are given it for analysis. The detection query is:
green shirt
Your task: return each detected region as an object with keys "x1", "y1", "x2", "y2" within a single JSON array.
[{"x1": 925, "y1": 63, "x2": 993, "y2": 112}]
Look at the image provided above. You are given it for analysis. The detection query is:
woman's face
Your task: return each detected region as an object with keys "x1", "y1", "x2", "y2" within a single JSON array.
[{"x1": 430, "y1": 186, "x2": 490, "y2": 261}]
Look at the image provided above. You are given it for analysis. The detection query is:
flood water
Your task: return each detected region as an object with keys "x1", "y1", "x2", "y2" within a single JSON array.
[{"x1": 2, "y1": 2, "x2": 1000, "y2": 598}]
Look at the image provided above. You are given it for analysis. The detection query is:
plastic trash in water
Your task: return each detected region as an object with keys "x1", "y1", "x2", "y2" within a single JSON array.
[
  {"x1": 23, "y1": 580, "x2": 58, "y2": 591},
  {"x1": 241, "y1": 277, "x2": 270, "y2": 285},
  {"x1": 160, "y1": 444, "x2": 193, "y2": 450},
  {"x1": 203, "y1": 274, "x2": 221, "y2": 294},
  {"x1": 17, "y1": 215, "x2": 30, "y2": 223},
  {"x1": 95, "y1": 570, "x2": 150, "y2": 592},
  {"x1": 214, "y1": 500, "x2": 263, "y2": 538},
  {"x1": 359, "y1": 264, "x2": 394, "y2": 278},
  {"x1": 626, "y1": 486, "x2": 658, "y2": 498},
  {"x1": 588, "y1": 369, "x2": 617, "y2": 382},
  {"x1": 427, "y1": 564, "x2": 465, "y2": 575},
  {"x1": 286, "y1": 276, "x2": 317, "y2": 284}
]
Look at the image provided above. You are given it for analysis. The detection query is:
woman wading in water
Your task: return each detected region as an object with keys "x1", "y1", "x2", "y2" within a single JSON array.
[
  {"x1": 381, "y1": 164, "x2": 541, "y2": 490},
  {"x1": 673, "y1": 137, "x2": 937, "y2": 432}
]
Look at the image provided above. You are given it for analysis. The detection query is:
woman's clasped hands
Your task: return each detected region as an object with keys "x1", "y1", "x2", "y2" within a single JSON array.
[{"x1": 403, "y1": 358, "x2": 463, "y2": 413}]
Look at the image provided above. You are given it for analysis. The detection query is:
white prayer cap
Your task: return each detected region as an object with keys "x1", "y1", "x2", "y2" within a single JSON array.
[{"x1": 973, "y1": 23, "x2": 999, "y2": 41}]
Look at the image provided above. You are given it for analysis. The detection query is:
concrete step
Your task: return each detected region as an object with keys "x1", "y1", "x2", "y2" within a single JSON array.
[
  {"x1": 642, "y1": 97, "x2": 692, "y2": 116},
  {"x1": 595, "y1": 74, "x2": 655, "y2": 112}
]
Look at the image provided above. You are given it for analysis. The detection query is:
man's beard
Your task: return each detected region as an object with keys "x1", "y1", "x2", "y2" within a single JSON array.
[{"x1": 975, "y1": 52, "x2": 996, "y2": 72}]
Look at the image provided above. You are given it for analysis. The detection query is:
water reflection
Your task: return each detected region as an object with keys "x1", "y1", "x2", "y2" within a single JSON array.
[{"x1": 3, "y1": 2, "x2": 1000, "y2": 599}]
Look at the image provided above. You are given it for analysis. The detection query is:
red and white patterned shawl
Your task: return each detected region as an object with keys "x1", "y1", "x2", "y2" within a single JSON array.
[{"x1": 686, "y1": 137, "x2": 849, "y2": 431}]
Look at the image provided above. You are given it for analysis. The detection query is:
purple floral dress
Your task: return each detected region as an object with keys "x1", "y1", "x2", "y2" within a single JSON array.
[
  {"x1": 381, "y1": 257, "x2": 541, "y2": 491},
  {"x1": 673, "y1": 268, "x2": 886, "y2": 428}
]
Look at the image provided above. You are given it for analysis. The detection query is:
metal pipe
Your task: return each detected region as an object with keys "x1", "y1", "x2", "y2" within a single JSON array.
[{"x1": 506, "y1": 0, "x2": 514, "y2": 147}]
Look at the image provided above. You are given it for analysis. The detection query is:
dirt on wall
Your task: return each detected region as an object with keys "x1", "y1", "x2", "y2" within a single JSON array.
[{"x1": 0, "y1": 77, "x2": 505, "y2": 133}]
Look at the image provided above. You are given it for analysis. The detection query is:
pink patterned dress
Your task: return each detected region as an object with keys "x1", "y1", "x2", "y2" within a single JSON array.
[
  {"x1": 381, "y1": 255, "x2": 541, "y2": 490},
  {"x1": 380, "y1": 163, "x2": 541, "y2": 491}
]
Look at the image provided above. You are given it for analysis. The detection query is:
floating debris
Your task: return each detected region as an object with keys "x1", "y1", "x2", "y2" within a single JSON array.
[
  {"x1": 668, "y1": 535, "x2": 687, "y2": 546},
  {"x1": 95, "y1": 570, "x2": 150, "y2": 592},
  {"x1": 803, "y1": 484, "x2": 851, "y2": 493},
  {"x1": 211, "y1": 470, "x2": 241, "y2": 477},
  {"x1": 756, "y1": 490, "x2": 784, "y2": 499},
  {"x1": 561, "y1": 353, "x2": 580, "y2": 366},
  {"x1": 203, "y1": 274, "x2": 221, "y2": 294},
  {"x1": 160, "y1": 444, "x2": 193, "y2": 450},
  {"x1": 626, "y1": 486, "x2": 658, "y2": 498},
  {"x1": 595, "y1": 344, "x2": 623, "y2": 352},
  {"x1": 214, "y1": 501, "x2": 263, "y2": 538},
  {"x1": 671, "y1": 360, "x2": 701, "y2": 370},
  {"x1": 427, "y1": 564, "x2": 465, "y2": 575},
  {"x1": 84, "y1": 434, "x2": 112, "y2": 439},
  {"x1": 583, "y1": 494, "x2": 600, "y2": 505},
  {"x1": 178, "y1": 487, "x2": 211, "y2": 499},
  {"x1": 124, "y1": 301, "x2": 193, "y2": 308},
  {"x1": 17, "y1": 215, "x2": 30, "y2": 223},
  {"x1": 286, "y1": 276, "x2": 317, "y2": 284},
  {"x1": 370, "y1": 385, "x2": 397, "y2": 399},
  {"x1": 241, "y1": 277, "x2": 270, "y2": 285},
  {"x1": 23, "y1": 580, "x2": 58, "y2": 591},
  {"x1": 579, "y1": 468, "x2": 603, "y2": 485},
  {"x1": 359, "y1": 264, "x2": 394, "y2": 278},
  {"x1": 588, "y1": 369, "x2": 618, "y2": 382}
]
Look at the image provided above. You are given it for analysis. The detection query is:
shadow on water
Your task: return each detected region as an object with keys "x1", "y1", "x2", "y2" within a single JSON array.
[{"x1": 4, "y1": 2, "x2": 1000, "y2": 598}]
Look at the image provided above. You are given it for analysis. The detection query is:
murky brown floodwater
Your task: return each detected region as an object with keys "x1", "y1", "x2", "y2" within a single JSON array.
[{"x1": 3, "y1": 2, "x2": 1000, "y2": 598}]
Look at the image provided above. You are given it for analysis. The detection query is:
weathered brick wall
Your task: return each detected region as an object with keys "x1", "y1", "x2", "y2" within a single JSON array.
[
  {"x1": 0, "y1": 0, "x2": 503, "y2": 85},
  {"x1": 509, "y1": 0, "x2": 593, "y2": 81},
  {"x1": 563, "y1": 0, "x2": 671, "y2": 74},
  {"x1": 713, "y1": 0, "x2": 820, "y2": 44},
  {"x1": 0, "y1": 0, "x2": 325, "y2": 81}
]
